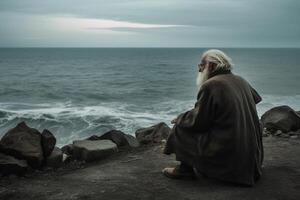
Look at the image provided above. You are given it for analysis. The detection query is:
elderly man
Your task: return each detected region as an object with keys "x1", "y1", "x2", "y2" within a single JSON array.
[{"x1": 163, "y1": 49, "x2": 263, "y2": 186}]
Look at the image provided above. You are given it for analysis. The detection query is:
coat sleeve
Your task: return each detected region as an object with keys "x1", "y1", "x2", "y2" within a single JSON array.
[
  {"x1": 250, "y1": 86, "x2": 262, "y2": 104},
  {"x1": 175, "y1": 85, "x2": 214, "y2": 132}
]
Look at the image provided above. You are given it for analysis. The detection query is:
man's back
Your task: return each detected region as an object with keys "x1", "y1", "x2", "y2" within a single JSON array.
[{"x1": 196, "y1": 73, "x2": 263, "y2": 186}]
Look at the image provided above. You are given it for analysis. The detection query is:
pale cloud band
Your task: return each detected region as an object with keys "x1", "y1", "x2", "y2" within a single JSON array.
[{"x1": 54, "y1": 17, "x2": 186, "y2": 30}]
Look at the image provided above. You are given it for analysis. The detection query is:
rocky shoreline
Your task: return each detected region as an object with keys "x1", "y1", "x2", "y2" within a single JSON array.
[
  {"x1": 1, "y1": 105, "x2": 300, "y2": 200},
  {"x1": 0, "y1": 119, "x2": 171, "y2": 176},
  {"x1": 261, "y1": 105, "x2": 300, "y2": 138}
]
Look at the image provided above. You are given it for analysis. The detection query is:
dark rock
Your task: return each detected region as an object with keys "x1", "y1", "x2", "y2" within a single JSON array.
[
  {"x1": 0, "y1": 121, "x2": 43, "y2": 168},
  {"x1": 87, "y1": 130, "x2": 139, "y2": 148},
  {"x1": 73, "y1": 140, "x2": 118, "y2": 162},
  {"x1": 123, "y1": 134, "x2": 140, "y2": 148},
  {"x1": 135, "y1": 122, "x2": 171, "y2": 144},
  {"x1": 99, "y1": 130, "x2": 129, "y2": 147},
  {"x1": 61, "y1": 144, "x2": 74, "y2": 155},
  {"x1": 261, "y1": 106, "x2": 300, "y2": 133},
  {"x1": 86, "y1": 135, "x2": 101, "y2": 141},
  {"x1": 41, "y1": 129, "x2": 56, "y2": 158},
  {"x1": 274, "y1": 130, "x2": 283, "y2": 136},
  {"x1": 262, "y1": 128, "x2": 271, "y2": 137},
  {"x1": 0, "y1": 153, "x2": 28, "y2": 176},
  {"x1": 265, "y1": 127, "x2": 276, "y2": 134},
  {"x1": 262, "y1": 132, "x2": 269, "y2": 137},
  {"x1": 45, "y1": 147, "x2": 63, "y2": 169}
]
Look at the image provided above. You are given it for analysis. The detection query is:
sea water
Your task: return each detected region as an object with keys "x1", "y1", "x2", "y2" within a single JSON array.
[{"x1": 0, "y1": 48, "x2": 300, "y2": 146}]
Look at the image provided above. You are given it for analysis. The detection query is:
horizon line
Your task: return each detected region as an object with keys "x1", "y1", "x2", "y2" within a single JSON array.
[{"x1": 0, "y1": 46, "x2": 300, "y2": 49}]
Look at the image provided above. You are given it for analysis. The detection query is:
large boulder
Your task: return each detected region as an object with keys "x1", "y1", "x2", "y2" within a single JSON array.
[
  {"x1": 45, "y1": 147, "x2": 63, "y2": 169},
  {"x1": 135, "y1": 122, "x2": 171, "y2": 144},
  {"x1": 72, "y1": 140, "x2": 118, "y2": 162},
  {"x1": 0, "y1": 122, "x2": 44, "y2": 168},
  {"x1": 261, "y1": 106, "x2": 300, "y2": 133},
  {"x1": 98, "y1": 130, "x2": 129, "y2": 147},
  {"x1": 87, "y1": 130, "x2": 139, "y2": 148},
  {"x1": 41, "y1": 129, "x2": 56, "y2": 157},
  {"x1": 0, "y1": 153, "x2": 28, "y2": 176},
  {"x1": 123, "y1": 134, "x2": 140, "y2": 148}
]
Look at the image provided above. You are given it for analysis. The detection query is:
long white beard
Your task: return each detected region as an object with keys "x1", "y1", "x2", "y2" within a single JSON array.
[{"x1": 196, "y1": 67, "x2": 210, "y2": 88}]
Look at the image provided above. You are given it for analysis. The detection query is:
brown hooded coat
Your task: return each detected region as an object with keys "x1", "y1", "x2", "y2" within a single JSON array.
[{"x1": 164, "y1": 70, "x2": 263, "y2": 186}]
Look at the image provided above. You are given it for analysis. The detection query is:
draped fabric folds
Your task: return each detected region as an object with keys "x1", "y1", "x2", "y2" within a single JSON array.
[{"x1": 164, "y1": 71, "x2": 263, "y2": 186}]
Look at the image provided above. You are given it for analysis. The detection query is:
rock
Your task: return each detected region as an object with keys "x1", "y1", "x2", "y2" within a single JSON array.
[
  {"x1": 262, "y1": 128, "x2": 271, "y2": 137},
  {"x1": 99, "y1": 130, "x2": 129, "y2": 147},
  {"x1": 0, "y1": 153, "x2": 28, "y2": 176},
  {"x1": 123, "y1": 134, "x2": 140, "y2": 148},
  {"x1": 45, "y1": 147, "x2": 63, "y2": 169},
  {"x1": 86, "y1": 135, "x2": 101, "y2": 141},
  {"x1": 72, "y1": 140, "x2": 118, "y2": 162},
  {"x1": 87, "y1": 130, "x2": 139, "y2": 148},
  {"x1": 265, "y1": 127, "x2": 276, "y2": 134},
  {"x1": 261, "y1": 106, "x2": 300, "y2": 133},
  {"x1": 274, "y1": 130, "x2": 283, "y2": 136},
  {"x1": 0, "y1": 122, "x2": 43, "y2": 169},
  {"x1": 41, "y1": 129, "x2": 56, "y2": 158},
  {"x1": 61, "y1": 144, "x2": 74, "y2": 155},
  {"x1": 135, "y1": 122, "x2": 171, "y2": 144}
]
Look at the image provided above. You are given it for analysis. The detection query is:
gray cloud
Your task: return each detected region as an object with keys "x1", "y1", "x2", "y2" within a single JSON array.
[{"x1": 0, "y1": 0, "x2": 299, "y2": 47}]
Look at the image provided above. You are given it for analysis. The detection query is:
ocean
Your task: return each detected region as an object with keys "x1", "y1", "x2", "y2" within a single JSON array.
[{"x1": 0, "y1": 48, "x2": 300, "y2": 146}]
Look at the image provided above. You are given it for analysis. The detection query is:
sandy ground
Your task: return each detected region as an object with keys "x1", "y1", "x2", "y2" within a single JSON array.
[{"x1": 0, "y1": 136, "x2": 300, "y2": 200}]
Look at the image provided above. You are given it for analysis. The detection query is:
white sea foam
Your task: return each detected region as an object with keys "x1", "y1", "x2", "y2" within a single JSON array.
[
  {"x1": 0, "y1": 100, "x2": 190, "y2": 146},
  {"x1": 0, "y1": 95, "x2": 300, "y2": 146}
]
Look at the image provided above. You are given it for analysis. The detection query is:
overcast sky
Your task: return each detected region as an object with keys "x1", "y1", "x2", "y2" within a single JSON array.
[{"x1": 0, "y1": 0, "x2": 299, "y2": 47}]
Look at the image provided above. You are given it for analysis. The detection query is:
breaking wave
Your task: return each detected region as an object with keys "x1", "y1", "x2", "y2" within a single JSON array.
[
  {"x1": 0, "y1": 100, "x2": 194, "y2": 146},
  {"x1": 0, "y1": 94, "x2": 300, "y2": 146}
]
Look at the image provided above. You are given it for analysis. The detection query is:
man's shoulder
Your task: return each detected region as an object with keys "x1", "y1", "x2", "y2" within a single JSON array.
[
  {"x1": 201, "y1": 73, "x2": 250, "y2": 93},
  {"x1": 202, "y1": 74, "x2": 233, "y2": 88},
  {"x1": 206, "y1": 73, "x2": 247, "y2": 86}
]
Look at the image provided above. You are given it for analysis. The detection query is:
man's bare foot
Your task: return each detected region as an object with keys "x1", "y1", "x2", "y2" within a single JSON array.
[{"x1": 162, "y1": 166, "x2": 196, "y2": 179}]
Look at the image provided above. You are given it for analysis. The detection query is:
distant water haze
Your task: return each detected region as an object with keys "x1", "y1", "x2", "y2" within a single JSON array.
[{"x1": 0, "y1": 48, "x2": 299, "y2": 146}]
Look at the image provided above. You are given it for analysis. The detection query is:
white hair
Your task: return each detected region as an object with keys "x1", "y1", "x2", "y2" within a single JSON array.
[{"x1": 201, "y1": 49, "x2": 233, "y2": 71}]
